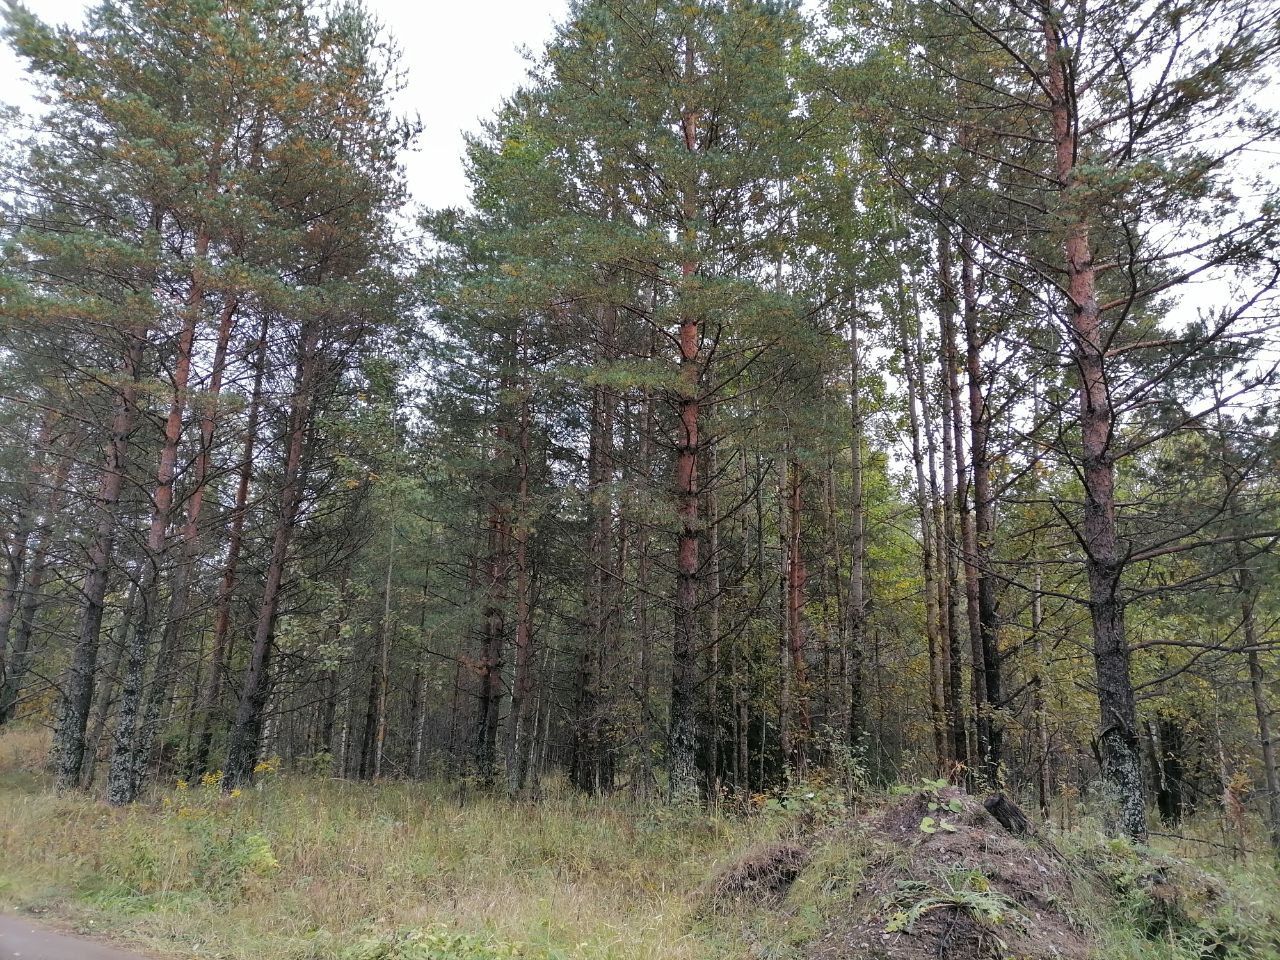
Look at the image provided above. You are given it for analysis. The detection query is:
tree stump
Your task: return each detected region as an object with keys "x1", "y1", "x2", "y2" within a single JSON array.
[{"x1": 985, "y1": 793, "x2": 1033, "y2": 835}]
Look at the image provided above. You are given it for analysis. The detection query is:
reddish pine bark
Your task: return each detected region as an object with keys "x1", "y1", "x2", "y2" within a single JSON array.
[
  {"x1": 191, "y1": 314, "x2": 269, "y2": 776},
  {"x1": 107, "y1": 244, "x2": 208, "y2": 805},
  {"x1": 1043, "y1": 8, "x2": 1146, "y2": 841}
]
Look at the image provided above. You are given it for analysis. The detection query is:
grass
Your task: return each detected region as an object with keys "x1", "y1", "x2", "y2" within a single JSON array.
[
  {"x1": 1060, "y1": 831, "x2": 1280, "y2": 960},
  {"x1": 0, "y1": 726, "x2": 772, "y2": 960},
  {"x1": 3, "y1": 725, "x2": 1279, "y2": 960}
]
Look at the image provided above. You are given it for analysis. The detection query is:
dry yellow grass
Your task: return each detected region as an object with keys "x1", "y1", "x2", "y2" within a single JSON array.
[
  {"x1": 10, "y1": 726, "x2": 1274, "y2": 960},
  {"x1": 0, "y1": 726, "x2": 767, "y2": 960},
  {"x1": 0, "y1": 723, "x2": 48, "y2": 773}
]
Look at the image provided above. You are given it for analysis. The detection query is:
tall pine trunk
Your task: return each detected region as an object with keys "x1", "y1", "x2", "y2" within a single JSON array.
[
  {"x1": 897, "y1": 309, "x2": 947, "y2": 771},
  {"x1": 505, "y1": 390, "x2": 535, "y2": 794},
  {"x1": 959, "y1": 235, "x2": 1002, "y2": 783},
  {"x1": 145, "y1": 296, "x2": 239, "y2": 750},
  {"x1": 224, "y1": 320, "x2": 319, "y2": 788},
  {"x1": 633, "y1": 386, "x2": 657, "y2": 798},
  {"x1": 52, "y1": 334, "x2": 143, "y2": 791},
  {"x1": 107, "y1": 258, "x2": 205, "y2": 805},
  {"x1": 1043, "y1": 8, "x2": 1146, "y2": 841},
  {"x1": 372, "y1": 520, "x2": 396, "y2": 780},
  {"x1": 475, "y1": 417, "x2": 510, "y2": 785},
  {"x1": 785, "y1": 458, "x2": 809, "y2": 774},
  {"x1": 668, "y1": 33, "x2": 702, "y2": 804},
  {"x1": 191, "y1": 315, "x2": 268, "y2": 776},
  {"x1": 937, "y1": 233, "x2": 969, "y2": 769}
]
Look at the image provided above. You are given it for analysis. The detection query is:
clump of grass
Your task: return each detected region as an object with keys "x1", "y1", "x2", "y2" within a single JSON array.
[
  {"x1": 1066, "y1": 831, "x2": 1280, "y2": 960},
  {"x1": 0, "y1": 732, "x2": 770, "y2": 960}
]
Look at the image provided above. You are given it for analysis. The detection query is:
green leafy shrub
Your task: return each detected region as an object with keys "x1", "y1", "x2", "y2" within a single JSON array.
[
  {"x1": 757, "y1": 778, "x2": 849, "y2": 831},
  {"x1": 883, "y1": 868, "x2": 1023, "y2": 938}
]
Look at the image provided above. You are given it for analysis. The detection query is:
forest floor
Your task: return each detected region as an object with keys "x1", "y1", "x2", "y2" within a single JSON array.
[{"x1": 2, "y1": 726, "x2": 1279, "y2": 960}]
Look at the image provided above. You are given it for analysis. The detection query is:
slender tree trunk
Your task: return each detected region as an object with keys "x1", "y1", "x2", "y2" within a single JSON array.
[
  {"x1": 777, "y1": 464, "x2": 792, "y2": 779},
  {"x1": 1245, "y1": 637, "x2": 1280, "y2": 855},
  {"x1": 821, "y1": 457, "x2": 841, "y2": 735},
  {"x1": 0, "y1": 417, "x2": 48, "y2": 674},
  {"x1": 476, "y1": 420, "x2": 510, "y2": 786},
  {"x1": 897, "y1": 310, "x2": 947, "y2": 772},
  {"x1": 785, "y1": 457, "x2": 809, "y2": 775},
  {"x1": 313, "y1": 569, "x2": 351, "y2": 769},
  {"x1": 0, "y1": 424, "x2": 77, "y2": 725},
  {"x1": 707, "y1": 439, "x2": 722, "y2": 795},
  {"x1": 959, "y1": 235, "x2": 1002, "y2": 784},
  {"x1": 937, "y1": 234, "x2": 969, "y2": 770},
  {"x1": 1027, "y1": 379, "x2": 1052, "y2": 816},
  {"x1": 1043, "y1": 8, "x2": 1146, "y2": 841},
  {"x1": 1209, "y1": 404, "x2": 1280, "y2": 853},
  {"x1": 505, "y1": 392, "x2": 534, "y2": 793},
  {"x1": 846, "y1": 314, "x2": 868, "y2": 753},
  {"x1": 535, "y1": 643, "x2": 554, "y2": 782},
  {"x1": 107, "y1": 258, "x2": 206, "y2": 805},
  {"x1": 224, "y1": 321, "x2": 320, "y2": 789},
  {"x1": 80, "y1": 579, "x2": 138, "y2": 789},
  {"x1": 139, "y1": 297, "x2": 239, "y2": 763},
  {"x1": 358, "y1": 655, "x2": 378, "y2": 779},
  {"x1": 373, "y1": 519, "x2": 396, "y2": 780},
  {"x1": 447, "y1": 544, "x2": 479, "y2": 775},
  {"x1": 52, "y1": 333, "x2": 143, "y2": 791},
  {"x1": 1032, "y1": 566, "x2": 1052, "y2": 818},
  {"x1": 191, "y1": 314, "x2": 269, "y2": 776},
  {"x1": 937, "y1": 228, "x2": 988, "y2": 780},
  {"x1": 741, "y1": 449, "x2": 757, "y2": 791},
  {"x1": 909, "y1": 289, "x2": 953, "y2": 774},
  {"x1": 634, "y1": 386, "x2": 656, "y2": 799},
  {"x1": 937, "y1": 318, "x2": 960, "y2": 769},
  {"x1": 667, "y1": 33, "x2": 702, "y2": 803},
  {"x1": 576, "y1": 317, "x2": 615, "y2": 792},
  {"x1": 321, "y1": 669, "x2": 341, "y2": 762},
  {"x1": 0, "y1": 541, "x2": 25, "y2": 679}
]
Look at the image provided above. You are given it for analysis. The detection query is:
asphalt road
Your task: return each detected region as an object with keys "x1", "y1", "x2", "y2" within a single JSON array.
[{"x1": 0, "y1": 915, "x2": 152, "y2": 960}]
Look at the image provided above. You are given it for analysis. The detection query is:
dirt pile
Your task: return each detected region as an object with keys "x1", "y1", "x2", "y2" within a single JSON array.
[
  {"x1": 708, "y1": 788, "x2": 1280, "y2": 959},
  {"x1": 802, "y1": 788, "x2": 1089, "y2": 960},
  {"x1": 706, "y1": 839, "x2": 811, "y2": 907},
  {"x1": 709, "y1": 788, "x2": 1091, "y2": 960}
]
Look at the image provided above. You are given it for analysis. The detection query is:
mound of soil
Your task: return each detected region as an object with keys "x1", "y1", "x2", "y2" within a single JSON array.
[
  {"x1": 806, "y1": 789, "x2": 1090, "y2": 960},
  {"x1": 706, "y1": 840, "x2": 811, "y2": 908}
]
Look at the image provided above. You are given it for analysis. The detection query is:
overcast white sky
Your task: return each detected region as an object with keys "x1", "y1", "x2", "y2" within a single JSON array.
[{"x1": 0, "y1": 1, "x2": 570, "y2": 211}]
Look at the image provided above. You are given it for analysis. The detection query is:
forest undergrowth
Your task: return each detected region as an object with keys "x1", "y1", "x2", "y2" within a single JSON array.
[{"x1": 2, "y1": 726, "x2": 1278, "y2": 960}]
